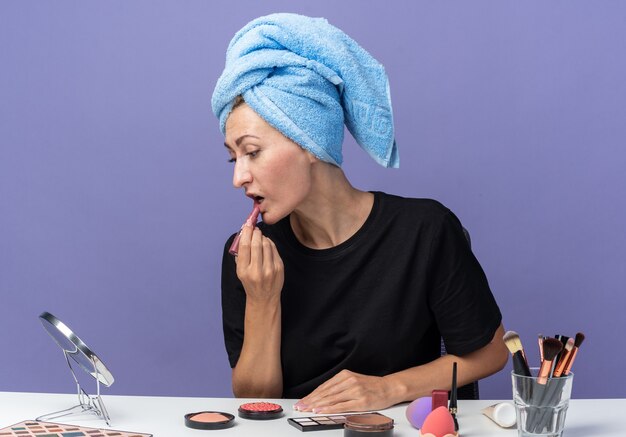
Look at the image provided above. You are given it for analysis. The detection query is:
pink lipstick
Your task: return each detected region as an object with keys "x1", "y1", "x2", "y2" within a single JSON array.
[{"x1": 229, "y1": 202, "x2": 261, "y2": 256}]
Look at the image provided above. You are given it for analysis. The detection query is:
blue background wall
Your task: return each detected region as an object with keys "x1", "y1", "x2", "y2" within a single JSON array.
[{"x1": 1, "y1": 1, "x2": 625, "y2": 400}]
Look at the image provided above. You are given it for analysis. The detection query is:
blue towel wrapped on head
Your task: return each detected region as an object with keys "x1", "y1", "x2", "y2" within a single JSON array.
[{"x1": 211, "y1": 13, "x2": 399, "y2": 168}]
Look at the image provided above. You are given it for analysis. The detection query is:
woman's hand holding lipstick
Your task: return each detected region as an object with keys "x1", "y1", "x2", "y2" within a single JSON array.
[
  {"x1": 231, "y1": 221, "x2": 285, "y2": 399},
  {"x1": 235, "y1": 223, "x2": 284, "y2": 304},
  {"x1": 229, "y1": 203, "x2": 261, "y2": 256}
]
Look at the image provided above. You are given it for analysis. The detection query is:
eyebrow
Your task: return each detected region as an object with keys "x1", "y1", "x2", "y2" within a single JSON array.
[{"x1": 224, "y1": 134, "x2": 261, "y2": 150}]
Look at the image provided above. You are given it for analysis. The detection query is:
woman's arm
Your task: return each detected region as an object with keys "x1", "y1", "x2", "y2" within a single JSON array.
[
  {"x1": 230, "y1": 225, "x2": 284, "y2": 398},
  {"x1": 295, "y1": 324, "x2": 509, "y2": 413}
]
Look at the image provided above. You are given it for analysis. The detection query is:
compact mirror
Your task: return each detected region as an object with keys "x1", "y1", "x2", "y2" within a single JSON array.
[
  {"x1": 39, "y1": 311, "x2": 114, "y2": 386},
  {"x1": 38, "y1": 311, "x2": 114, "y2": 425}
]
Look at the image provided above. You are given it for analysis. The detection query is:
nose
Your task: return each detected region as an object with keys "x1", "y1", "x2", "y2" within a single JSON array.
[{"x1": 232, "y1": 159, "x2": 252, "y2": 188}]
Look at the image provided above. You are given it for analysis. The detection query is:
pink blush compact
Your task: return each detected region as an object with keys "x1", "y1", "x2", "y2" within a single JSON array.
[
  {"x1": 184, "y1": 411, "x2": 235, "y2": 430},
  {"x1": 238, "y1": 402, "x2": 283, "y2": 420}
]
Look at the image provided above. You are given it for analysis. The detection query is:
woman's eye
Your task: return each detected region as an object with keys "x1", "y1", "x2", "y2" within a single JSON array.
[{"x1": 226, "y1": 150, "x2": 258, "y2": 163}]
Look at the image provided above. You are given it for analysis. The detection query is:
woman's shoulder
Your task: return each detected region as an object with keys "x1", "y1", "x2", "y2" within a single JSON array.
[
  {"x1": 374, "y1": 191, "x2": 452, "y2": 220},
  {"x1": 374, "y1": 192, "x2": 468, "y2": 244}
]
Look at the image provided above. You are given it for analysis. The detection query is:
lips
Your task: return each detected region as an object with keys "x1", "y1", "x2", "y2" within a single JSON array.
[{"x1": 246, "y1": 193, "x2": 265, "y2": 204}]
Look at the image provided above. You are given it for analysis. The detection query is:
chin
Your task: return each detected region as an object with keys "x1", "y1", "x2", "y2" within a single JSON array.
[
  {"x1": 262, "y1": 217, "x2": 276, "y2": 225},
  {"x1": 260, "y1": 208, "x2": 290, "y2": 226},
  {"x1": 260, "y1": 213, "x2": 279, "y2": 225}
]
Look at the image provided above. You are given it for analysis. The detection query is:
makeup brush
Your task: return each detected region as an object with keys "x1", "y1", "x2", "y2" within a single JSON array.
[
  {"x1": 503, "y1": 331, "x2": 531, "y2": 377},
  {"x1": 527, "y1": 338, "x2": 562, "y2": 433},
  {"x1": 538, "y1": 334, "x2": 545, "y2": 366},
  {"x1": 537, "y1": 338, "x2": 563, "y2": 384},
  {"x1": 552, "y1": 338, "x2": 575, "y2": 378},
  {"x1": 554, "y1": 334, "x2": 569, "y2": 367},
  {"x1": 449, "y1": 362, "x2": 459, "y2": 432},
  {"x1": 563, "y1": 332, "x2": 585, "y2": 376}
]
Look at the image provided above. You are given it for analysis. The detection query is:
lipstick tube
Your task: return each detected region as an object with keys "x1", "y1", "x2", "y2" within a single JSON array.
[{"x1": 229, "y1": 204, "x2": 261, "y2": 256}]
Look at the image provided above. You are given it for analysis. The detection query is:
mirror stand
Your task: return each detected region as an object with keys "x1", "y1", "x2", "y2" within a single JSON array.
[{"x1": 36, "y1": 349, "x2": 111, "y2": 426}]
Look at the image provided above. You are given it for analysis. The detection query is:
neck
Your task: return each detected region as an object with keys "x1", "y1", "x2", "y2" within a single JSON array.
[{"x1": 289, "y1": 163, "x2": 374, "y2": 249}]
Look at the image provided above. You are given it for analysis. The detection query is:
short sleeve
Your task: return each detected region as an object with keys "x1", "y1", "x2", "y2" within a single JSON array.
[
  {"x1": 426, "y1": 211, "x2": 502, "y2": 356},
  {"x1": 221, "y1": 233, "x2": 246, "y2": 368}
]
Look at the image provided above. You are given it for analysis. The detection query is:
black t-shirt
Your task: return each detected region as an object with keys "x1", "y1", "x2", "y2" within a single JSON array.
[{"x1": 221, "y1": 192, "x2": 502, "y2": 398}]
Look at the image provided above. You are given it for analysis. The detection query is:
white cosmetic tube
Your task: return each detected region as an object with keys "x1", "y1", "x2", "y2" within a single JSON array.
[{"x1": 481, "y1": 402, "x2": 516, "y2": 428}]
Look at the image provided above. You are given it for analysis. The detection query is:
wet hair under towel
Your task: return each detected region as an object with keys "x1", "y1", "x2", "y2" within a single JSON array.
[{"x1": 211, "y1": 13, "x2": 399, "y2": 168}]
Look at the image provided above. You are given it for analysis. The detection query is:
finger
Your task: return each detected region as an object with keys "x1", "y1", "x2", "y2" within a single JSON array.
[
  {"x1": 313, "y1": 399, "x2": 360, "y2": 414},
  {"x1": 236, "y1": 226, "x2": 253, "y2": 269},
  {"x1": 299, "y1": 372, "x2": 353, "y2": 407},
  {"x1": 312, "y1": 380, "x2": 380, "y2": 413},
  {"x1": 305, "y1": 371, "x2": 353, "y2": 400},
  {"x1": 250, "y1": 228, "x2": 263, "y2": 267},
  {"x1": 269, "y1": 239, "x2": 283, "y2": 270},
  {"x1": 298, "y1": 379, "x2": 336, "y2": 407},
  {"x1": 268, "y1": 239, "x2": 284, "y2": 279},
  {"x1": 262, "y1": 236, "x2": 273, "y2": 276},
  {"x1": 307, "y1": 379, "x2": 359, "y2": 411}
]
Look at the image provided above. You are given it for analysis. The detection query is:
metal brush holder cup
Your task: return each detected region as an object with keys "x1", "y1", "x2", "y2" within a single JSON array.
[{"x1": 37, "y1": 311, "x2": 115, "y2": 426}]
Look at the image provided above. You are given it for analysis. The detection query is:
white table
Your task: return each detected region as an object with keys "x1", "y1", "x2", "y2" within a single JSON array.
[{"x1": 0, "y1": 392, "x2": 624, "y2": 436}]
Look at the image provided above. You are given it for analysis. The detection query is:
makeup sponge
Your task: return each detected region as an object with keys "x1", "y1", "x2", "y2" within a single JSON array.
[
  {"x1": 406, "y1": 396, "x2": 432, "y2": 429},
  {"x1": 420, "y1": 406, "x2": 458, "y2": 437}
]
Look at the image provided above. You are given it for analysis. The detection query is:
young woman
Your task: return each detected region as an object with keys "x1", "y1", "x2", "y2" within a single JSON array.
[{"x1": 213, "y1": 13, "x2": 508, "y2": 414}]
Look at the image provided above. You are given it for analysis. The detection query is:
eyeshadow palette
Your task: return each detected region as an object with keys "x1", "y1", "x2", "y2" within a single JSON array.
[
  {"x1": 0, "y1": 420, "x2": 152, "y2": 437},
  {"x1": 288, "y1": 412, "x2": 388, "y2": 432}
]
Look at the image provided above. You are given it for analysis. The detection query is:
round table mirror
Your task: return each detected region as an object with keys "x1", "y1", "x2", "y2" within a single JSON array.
[{"x1": 39, "y1": 311, "x2": 114, "y2": 387}]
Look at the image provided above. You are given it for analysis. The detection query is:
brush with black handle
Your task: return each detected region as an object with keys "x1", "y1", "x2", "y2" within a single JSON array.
[
  {"x1": 504, "y1": 330, "x2": 533, "y2": 422},
  {"x1": 503, "y1": 331, "x2": 531, "y2": 377}
]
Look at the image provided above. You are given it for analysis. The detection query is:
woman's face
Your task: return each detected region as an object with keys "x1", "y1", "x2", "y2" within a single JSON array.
[{"x1": 224, "y1": 103, "x2": 315, "y2": 224}]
